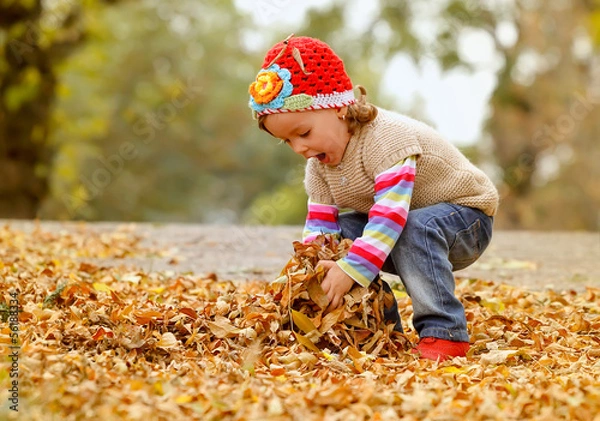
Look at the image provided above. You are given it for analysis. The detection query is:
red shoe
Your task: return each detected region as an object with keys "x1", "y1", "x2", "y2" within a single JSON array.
[{"x1": 412, "y1": 337, "x2": 470, "y2": 361}]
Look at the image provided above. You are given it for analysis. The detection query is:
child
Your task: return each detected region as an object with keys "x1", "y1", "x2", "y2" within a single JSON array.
[{"x1": 248, "y1": 35, "x2": 498, "y2": 361}]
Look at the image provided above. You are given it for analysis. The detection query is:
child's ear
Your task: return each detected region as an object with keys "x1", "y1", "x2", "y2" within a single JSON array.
[{"x1": 336, "y1": 106, "x2": 348, "y2": 120}]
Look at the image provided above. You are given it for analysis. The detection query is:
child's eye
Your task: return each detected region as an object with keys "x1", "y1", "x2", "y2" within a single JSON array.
[{"x1": 300, "y1": 130, "x2": 310, "y2": 137}]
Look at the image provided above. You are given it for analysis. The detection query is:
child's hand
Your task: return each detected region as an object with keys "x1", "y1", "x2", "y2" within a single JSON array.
[{"x1": 317, "y1": 260, "x2": 355, "y2": 312}]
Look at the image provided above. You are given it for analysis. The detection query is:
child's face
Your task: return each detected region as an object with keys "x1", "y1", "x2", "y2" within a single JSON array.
[{"x1": 263, "y1": 108, "x2": 350, "y2": 166}]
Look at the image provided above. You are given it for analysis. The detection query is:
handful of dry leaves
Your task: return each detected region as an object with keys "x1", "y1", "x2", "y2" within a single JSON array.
[{"x1": 269, "y1": 234, "x2": 410, "y2": 357}]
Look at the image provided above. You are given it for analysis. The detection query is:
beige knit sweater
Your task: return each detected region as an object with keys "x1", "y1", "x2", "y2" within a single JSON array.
[{"x1": 304, "y1": 108, "x2": 499, "y2": 216}]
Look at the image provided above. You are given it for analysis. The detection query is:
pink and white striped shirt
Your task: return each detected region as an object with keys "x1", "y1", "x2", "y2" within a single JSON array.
[{"x1": 303, "y1": 156, "x2": 417, "y2": 287}]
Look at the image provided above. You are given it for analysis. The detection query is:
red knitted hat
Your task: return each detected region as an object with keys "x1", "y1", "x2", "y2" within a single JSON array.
[{"x1": 248, "y1": 35, "x2": 356, "y2": 118}]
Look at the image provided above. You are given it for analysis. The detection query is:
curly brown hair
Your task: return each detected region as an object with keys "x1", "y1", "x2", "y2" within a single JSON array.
[
  {"x1": 257, "y1": 85, "x2": 377, "y2": 136},
  {"x1": 345, "y1": 85, "x2": 378, "y2": 135}
]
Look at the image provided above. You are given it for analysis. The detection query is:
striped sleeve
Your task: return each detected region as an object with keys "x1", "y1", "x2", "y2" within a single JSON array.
[
  {"x1": 337, "y1": 156, "x2": 417, "y2": 287},
  {"x1": 302, "y1": 199, "x2": 341, "y2": 244}
]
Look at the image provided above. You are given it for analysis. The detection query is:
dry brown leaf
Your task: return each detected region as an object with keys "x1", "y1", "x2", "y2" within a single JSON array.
[
  {"x1": 206, "y1": 316, "x2": 241, "y2": 338},
  {"x1": 156, "y1": 332, "x2": 179, "y2": 349}
]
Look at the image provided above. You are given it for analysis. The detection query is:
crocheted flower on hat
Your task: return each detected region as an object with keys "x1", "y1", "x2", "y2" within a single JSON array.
[{"x1": 248, "y1": 64, "x2": 293, "y2": 114}]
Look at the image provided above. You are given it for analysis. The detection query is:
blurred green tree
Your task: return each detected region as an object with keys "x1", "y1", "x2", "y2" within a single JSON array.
[
  {"x1": 40, "y1": 0, "x2": 304, "y2": 223},
  {"x1": 0, "y1": 0, "x2": 126, "y2": 218}
]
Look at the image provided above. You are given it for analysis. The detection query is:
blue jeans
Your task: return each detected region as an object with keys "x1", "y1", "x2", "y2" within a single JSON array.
[{"x1": 339, "y1": 203, "x2": 493, "y2": 342}]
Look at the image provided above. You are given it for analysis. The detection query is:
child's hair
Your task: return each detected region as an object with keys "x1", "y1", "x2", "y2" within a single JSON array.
[
  {"x1": 258, "y1": 85, "x2": 378, "y2": 136},
  {"x1": 345, "y1": 85, "x2": 378, "y2": 135}
]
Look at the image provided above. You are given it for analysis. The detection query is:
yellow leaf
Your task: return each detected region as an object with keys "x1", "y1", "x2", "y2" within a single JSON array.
[
  {"x1": 321, "y1": 351, "x2": 335, "y2": 361},
  {"x1": 394, "y1": 290, "x2": 408, "y2": 299},
  {"x1": 154, "y1": 381, "x2": 164, "y2": 395},
  {"x1": 175, "y1": 395, "x2": 193, "y2": 404},
  {"x1": 148, "y1": 286, "x2": 165, "y2": 294},
  {"x1": 92, "y1": 282, "x2": 112, "y2": 293},
  {"x1": 481, "y1": 298, "x2": 505, "y2": 313},
  {"x1": 504, "y1": 382, "x2": 518, "y2": 398},
  {"x1": 346, "y1": 346, "x2": 363, "y2": 360},
  {"x1": 129, "y1": 380, "x2": 145, "y2": 391},
  {"x1": 294, "y1": 331, "x2": 319, "y2": 352},
  {"x1": 437, "y1": 366, "x2": 466, "y2": 374},
  {"x1": 291, "y1": 309, "x2": 317, "y2": 334}
]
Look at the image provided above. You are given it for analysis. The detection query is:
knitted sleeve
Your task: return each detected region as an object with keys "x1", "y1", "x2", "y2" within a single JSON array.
[
  {"x1": 336, "y1": 156, "x2": 417, "y2": 287},
  {"x1": 302, "y1": 200, "x2": 341, "y2": 243}
]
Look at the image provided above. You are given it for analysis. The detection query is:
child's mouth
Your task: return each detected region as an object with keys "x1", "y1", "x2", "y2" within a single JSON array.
[{"x1": 316, "y1": 153, "x2": 327, "y2": 162}]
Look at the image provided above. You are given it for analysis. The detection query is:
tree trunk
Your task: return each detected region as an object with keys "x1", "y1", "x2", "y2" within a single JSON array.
[
  {"x1": 0, "y1": 0, "x2": 53, "y2": 218},
  {"x1": 0, "y1": 0, "x2": 108, "y2": 218}
]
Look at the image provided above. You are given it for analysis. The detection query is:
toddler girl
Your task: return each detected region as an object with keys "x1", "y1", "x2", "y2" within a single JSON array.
[{"x1": 248, "y1": 35, "x2": 498, "y2": 361}]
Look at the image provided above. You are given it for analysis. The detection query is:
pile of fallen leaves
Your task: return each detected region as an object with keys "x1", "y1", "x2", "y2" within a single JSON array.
[
  {"x1": 271, "y1": 235, "x2": 409, "y2": 359},
  {"x1": 1, "y1": 223, "x2": 599, "y2": 420}
]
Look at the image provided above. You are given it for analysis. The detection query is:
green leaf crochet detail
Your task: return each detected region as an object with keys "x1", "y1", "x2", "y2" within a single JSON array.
[{"x1": 284, "y1": 94, "x2": 313, "y2": 110}]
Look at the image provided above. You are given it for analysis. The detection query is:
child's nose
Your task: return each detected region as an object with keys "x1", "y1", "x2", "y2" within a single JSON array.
[{"x1": 290, "y1": 139, "x2": 308, "y2": 155}]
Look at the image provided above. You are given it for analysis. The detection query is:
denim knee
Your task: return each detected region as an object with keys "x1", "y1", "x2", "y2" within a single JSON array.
[{"x1": 338, "y1": 211, "x2": 369, "y2": 241}]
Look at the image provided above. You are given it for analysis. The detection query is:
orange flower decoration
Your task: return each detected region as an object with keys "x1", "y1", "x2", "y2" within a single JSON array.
[
  {"x1": 248, "y1": 65, "x2": 293, "y2": 114},
  {"x1": 249, "y1": 71, "x2": 284, "y2": 104}
]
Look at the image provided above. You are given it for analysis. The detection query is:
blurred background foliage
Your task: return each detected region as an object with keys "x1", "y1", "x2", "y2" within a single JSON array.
[{"x1": 0, "y1": 0, "x2": 599, "y2": 230}]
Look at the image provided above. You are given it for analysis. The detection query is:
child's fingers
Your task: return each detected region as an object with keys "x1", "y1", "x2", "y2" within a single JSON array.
[
  {"x1": 325, "y1": 291, "x2": 342, "y2": 313},
  {"x1": 322, "y1": 281, "x2": 334, "y2": 309},
  {"x1": 321, "y1": 276, "x2": 334, "y2": 307},
  {"x1": 316, "y1": 260, "x2": 335, "y2": 271}
]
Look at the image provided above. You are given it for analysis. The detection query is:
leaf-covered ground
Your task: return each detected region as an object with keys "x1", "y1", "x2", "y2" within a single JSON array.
[{"x1": 1, "y1": 224, "x2": 599, "y2": 420}]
